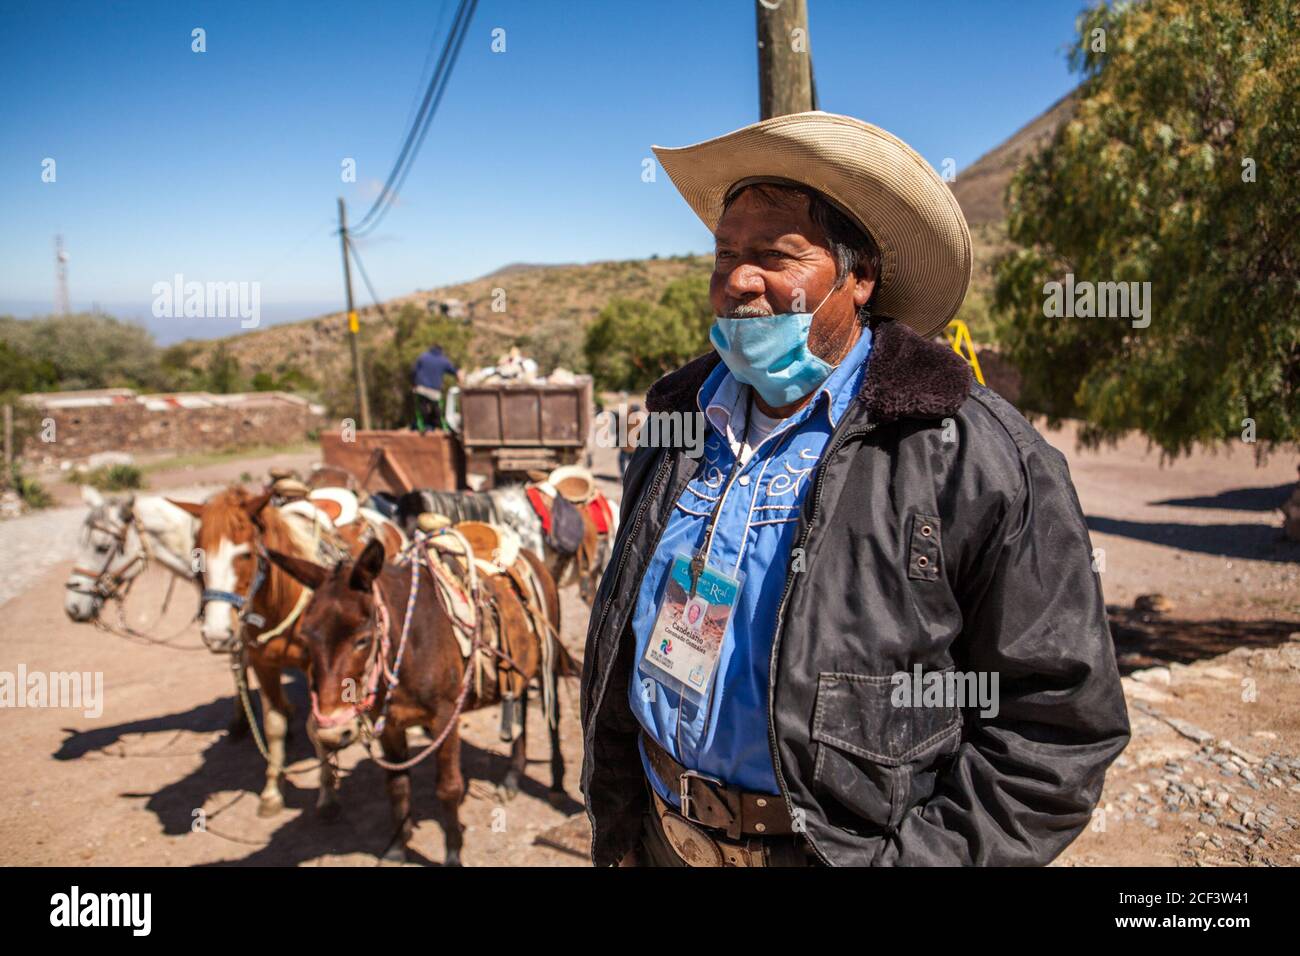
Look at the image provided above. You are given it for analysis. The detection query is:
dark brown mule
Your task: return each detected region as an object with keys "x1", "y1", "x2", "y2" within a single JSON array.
[
  {"x1": 168, "y1": 488, "x2": 341, "y2": 818},
  {"x1": 267, "y1": 538, "x2": 577, "y2": 865}
]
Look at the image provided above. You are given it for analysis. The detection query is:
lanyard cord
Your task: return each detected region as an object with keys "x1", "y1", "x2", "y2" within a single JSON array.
[{"x1": 689, "y1": 387, "x2": 753, "y2": 596}]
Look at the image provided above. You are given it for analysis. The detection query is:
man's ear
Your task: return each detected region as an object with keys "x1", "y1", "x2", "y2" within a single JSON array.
[
  {"x1": 348, "y1": 538, "x2": 386, "y2": 591},
  {"x1": 266, "y1": 548, "x2": 328, "y2": 591},
  {"x1": 852, "y1": 271, "x2": 876, "y2": 312}
]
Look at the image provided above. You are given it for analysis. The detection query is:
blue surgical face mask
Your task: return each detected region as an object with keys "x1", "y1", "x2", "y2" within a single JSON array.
[{"x1": 709, "y1": 286, "x2": 837, "y2": 407}]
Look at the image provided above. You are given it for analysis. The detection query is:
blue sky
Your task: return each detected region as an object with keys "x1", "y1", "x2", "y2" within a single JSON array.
[{"x1": 0, "y1": 0, "x2": 1087, "y2": 343}]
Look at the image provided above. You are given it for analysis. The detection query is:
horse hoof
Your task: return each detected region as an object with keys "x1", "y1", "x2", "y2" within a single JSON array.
[
  {"x1": 317, "y1": 799, "x2": 341, "y2": 822},
  {"x1": 257, "y1": 795, "x2": 284, "y2": 818},
  {"x1": 444, "y1": 851, "x2": 462, "y2": 867},
  {"x1": 381, "y1": 845, "x2": 408, "y2": 865},
  {"x1": 499, "y1": 773, "x2": 520, "y2": 801}
]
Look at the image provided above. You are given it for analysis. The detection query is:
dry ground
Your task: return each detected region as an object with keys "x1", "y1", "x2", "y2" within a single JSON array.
[{"x1": 1, "y1": 426, "x2": 1297, "y2": 867}]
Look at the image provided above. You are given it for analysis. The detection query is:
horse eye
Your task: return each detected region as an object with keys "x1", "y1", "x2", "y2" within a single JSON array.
[
  {"x1": 95, "y1": 543, "x2": 112, "y2": 554},
  {"x1": 355, "y1": 634, "x2": 371, "y2": 649}
]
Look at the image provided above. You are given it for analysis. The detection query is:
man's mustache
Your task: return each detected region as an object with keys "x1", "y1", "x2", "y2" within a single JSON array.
[{"x1": 721, "y1": 303, "x2": 774, "y2": 318}]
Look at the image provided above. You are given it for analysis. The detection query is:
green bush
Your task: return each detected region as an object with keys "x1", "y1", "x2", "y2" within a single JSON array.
[
  {"x1": 68, "y1": 464, "x2": 146, "y2": 492},
  {"x1": 584, "y1": 276, "x2": 712, "y2": 392},
  {"x1": 10, "y1": 468, "x2": 53, "y2": 509}
]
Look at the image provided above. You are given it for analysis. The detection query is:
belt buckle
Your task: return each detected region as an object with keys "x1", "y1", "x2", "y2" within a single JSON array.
[{"x1": 678, "y1": 769, "x2": 724, "y2": 825}]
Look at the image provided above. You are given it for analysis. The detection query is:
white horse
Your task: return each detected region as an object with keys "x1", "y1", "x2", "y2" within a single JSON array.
[{"x1": 64, "y1": 486, "x2": 200, "y2": 623}]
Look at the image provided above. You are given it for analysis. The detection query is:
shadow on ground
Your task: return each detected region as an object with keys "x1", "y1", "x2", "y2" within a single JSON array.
[
  {"x1": 1087, "y1": 515, "x2": 1300, "y2": 563},
  {"x1": 52, "y1": 671, "x2": 582, "y2": 866},
  {"x1": 1109, "y1": 608, "x2": 1298, "y2": 674},
  {"x1": 1151, "y1": 482, "x2": 1294, "y2": 513}
]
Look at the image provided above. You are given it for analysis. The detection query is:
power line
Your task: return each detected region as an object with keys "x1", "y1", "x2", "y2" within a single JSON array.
[
  {"x1": 350, "y1": 0, "x2": 479, "y2": 239},
  {"x1": 345, "y1": 235, "x2": 390, "y2": 319}
]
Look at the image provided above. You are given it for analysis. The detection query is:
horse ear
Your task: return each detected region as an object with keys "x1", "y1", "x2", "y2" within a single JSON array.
[
  {"x1": 166, "y1": 497, "x2": 204, "y2": 518},
  {"x1": 82, "y1": 485, "x2": 104, "y2": 508},
  {"x1": 265, "y1": 548, "x2": 328, "y2": 591},
  {"x1": 244, "y1": 490, "x2": 273, "y2": 519},
  {"x1": 348, "y1": 538, "x2": 386, "y2": 591}
]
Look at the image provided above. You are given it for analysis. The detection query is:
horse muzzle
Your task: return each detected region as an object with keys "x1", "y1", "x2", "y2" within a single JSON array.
[{"x1": 313, "y1": 714, "x2": 361, "y2": 750}]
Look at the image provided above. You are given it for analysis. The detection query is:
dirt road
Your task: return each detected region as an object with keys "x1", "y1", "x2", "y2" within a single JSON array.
[{"x1": 0, "y1": 428, "x2": 1296, "y2": 866}]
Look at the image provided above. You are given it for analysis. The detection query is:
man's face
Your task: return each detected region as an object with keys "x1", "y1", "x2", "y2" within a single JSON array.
[{"x1": 710, "y1": 187, "x2": 874, "y2": 366}]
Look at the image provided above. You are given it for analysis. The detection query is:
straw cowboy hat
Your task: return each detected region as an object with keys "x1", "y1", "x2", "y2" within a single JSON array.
[{"x1": 652, "y1": 111, "x2": 971, "y2": 339}]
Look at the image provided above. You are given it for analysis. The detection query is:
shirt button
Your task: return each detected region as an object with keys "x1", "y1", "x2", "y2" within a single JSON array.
[{"x1": 738, "y1": 475, "x2": 750, "y2": 486}]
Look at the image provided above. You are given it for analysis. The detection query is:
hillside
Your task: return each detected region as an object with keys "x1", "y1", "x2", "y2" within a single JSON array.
[{"x1": 191, "y1": 255, "x2": 713, "y2": 385}]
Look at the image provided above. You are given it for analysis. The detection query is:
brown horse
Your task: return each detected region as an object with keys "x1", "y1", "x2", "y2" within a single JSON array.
[
  {"x1": 168, "y1": 487, "x2": 341, "y2": 818},
  {"x1": 267, "y1": 537, "x2": 576, "y2": 865}
]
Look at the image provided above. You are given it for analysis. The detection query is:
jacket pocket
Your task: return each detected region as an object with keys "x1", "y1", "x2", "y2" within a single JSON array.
[{"x1": 810, "y1": 671, "x2": 963, "y2": 832}]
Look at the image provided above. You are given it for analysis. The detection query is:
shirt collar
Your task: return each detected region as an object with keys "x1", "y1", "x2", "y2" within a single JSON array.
[{"x1": 697, "y1": 323, "x2": 874, "y2": 441}]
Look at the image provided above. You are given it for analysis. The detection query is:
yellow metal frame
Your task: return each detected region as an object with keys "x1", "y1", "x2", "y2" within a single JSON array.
[{"x1": 944, "y1": 319, "x2": 986, "y2": 386}]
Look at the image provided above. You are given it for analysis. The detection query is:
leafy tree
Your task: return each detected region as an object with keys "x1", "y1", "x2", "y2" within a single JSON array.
[
  {"x1": 0, "y1": 338, "x2": 57, "y2": 393},
  {"x1": 992, "y1": 0, "x2": 1299, "y2": 459},
  {"x1": 328, "y1": 304, "x2": 473, "y2": 428},
  {"x1": 205, "y1": 343, "x2": 244, "y2": 394},
  {"x1": 584, "y1": 276, "x2": 713, "y2": 391},
  {"x1": 0, "y1": 313, "x2": 160, "y2": 391}
]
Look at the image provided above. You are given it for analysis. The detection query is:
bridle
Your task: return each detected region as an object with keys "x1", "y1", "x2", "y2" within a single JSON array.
[
  {"x1": 66, "y1": 510, "x2": 150, "y2": 608},
  {"x1": 198, "y1": 543, "x2": 270, "y2": 653}
]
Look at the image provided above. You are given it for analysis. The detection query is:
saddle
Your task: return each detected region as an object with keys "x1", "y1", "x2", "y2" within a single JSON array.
[{"x1": 414, "y1": 518, "x2": 557, "y2": 736}]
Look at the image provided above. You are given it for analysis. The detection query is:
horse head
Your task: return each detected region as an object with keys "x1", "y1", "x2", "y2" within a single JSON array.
[
  {"x1": 267, "y1": 538, "x2": 386, "y2": 750},
  {"x1": 64, "y1": 486, "x2": 142, "y2": 622},
  {"x1": 170, "y1": 487, "x2": 276, "y2": 652}
]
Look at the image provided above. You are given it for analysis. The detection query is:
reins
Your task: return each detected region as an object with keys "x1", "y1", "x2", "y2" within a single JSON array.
[
  {"x1": 330, "y1": 531, "x2": 529, "y2": 773},
  {"x1": 71, "y1": 511, "x2": 207, "y2": 651}
]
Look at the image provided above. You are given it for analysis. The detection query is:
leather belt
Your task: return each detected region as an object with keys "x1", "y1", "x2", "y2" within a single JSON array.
[{"x1": 641, "y1": 732, "x2": 792, "y2": 839}]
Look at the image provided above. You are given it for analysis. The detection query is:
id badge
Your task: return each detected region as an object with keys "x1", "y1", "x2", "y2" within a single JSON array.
[{"x1": 641, "y1": 552, "x2": 743, "y2": 703}]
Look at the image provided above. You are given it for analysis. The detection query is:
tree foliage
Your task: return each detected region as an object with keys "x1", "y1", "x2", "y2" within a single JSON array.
[
  {"x1": 584, "y1": 275, "x2": 712, "y2": 392},
  {"x1": 993, "y1": 0, "x2": 1299, "y2": 458},
  {"x1": 326, "y1": 304, "x2": 473, "y2": 428}
]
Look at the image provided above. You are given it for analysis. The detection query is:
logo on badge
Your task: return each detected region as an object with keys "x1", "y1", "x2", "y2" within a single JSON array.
[{"x1": 659, "y1": 637, "x2": 673, "y2": 655}]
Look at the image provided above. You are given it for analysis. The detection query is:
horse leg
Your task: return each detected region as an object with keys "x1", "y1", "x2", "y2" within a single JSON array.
[
  {"x1": 432, "y1": 719, "x2": 466, "y2": 867},
  {"x1": 502, "y1": 684, "x2": 528, "y2": 801},
  {"x1": 380, "y1": 724, "x2": 413, "y2": 864},
  {"x1": 227, "y1": 661, "x2": 250, "y2": 739},
  {"x1": 307, "y1": 714, "x2": 340, "y2": 821},
  {"x1": 252, "y1": 662, "x2": 290, "y2": 817},
  {"x1": 547, "y1": 670, "x2": 566, "y2": 805}
]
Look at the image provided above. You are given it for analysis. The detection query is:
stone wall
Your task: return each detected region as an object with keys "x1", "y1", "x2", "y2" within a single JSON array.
[{"x1": 20, "y1": 395, "x2": 327, "y2": 464}]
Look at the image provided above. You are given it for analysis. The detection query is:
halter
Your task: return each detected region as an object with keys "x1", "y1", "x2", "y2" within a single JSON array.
[
  {"x1": 199, "y1": 544, "x2": 270, "y2": 651},
  {"x1": 66, "y1": 513, "x2": 150, "y2": 605}
]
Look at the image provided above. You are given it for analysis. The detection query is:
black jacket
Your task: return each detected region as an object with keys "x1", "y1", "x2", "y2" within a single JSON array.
[{"x1": 579, "y1": 320, "x2": 1130, "y2": 866}]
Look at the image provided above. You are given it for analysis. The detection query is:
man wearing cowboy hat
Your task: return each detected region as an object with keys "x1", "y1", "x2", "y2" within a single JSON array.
[{"x1": 579, "y1": 112, "x2": 1129, "y2": 867}]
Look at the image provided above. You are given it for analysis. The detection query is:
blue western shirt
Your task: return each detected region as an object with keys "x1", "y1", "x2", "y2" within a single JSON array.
[{"x1": 628, "y1": 326, "x2": 874, "y2": 806}]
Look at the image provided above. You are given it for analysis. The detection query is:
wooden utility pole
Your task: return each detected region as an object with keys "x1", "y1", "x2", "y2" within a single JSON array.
[
  {"x1": 756, "y1": 0, "x2": 816, "y2": 119},
  {"x1": 337, "y1": 198, "x2": 372, "y2": 431}
]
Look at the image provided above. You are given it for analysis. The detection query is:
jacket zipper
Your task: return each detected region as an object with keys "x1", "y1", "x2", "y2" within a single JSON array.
[
  {"x1": 591, "y1": 449, "x2": 673, "y2": 647},
  {"x1": 767, "y1": 415, "x2": 878, "y2": 866}
]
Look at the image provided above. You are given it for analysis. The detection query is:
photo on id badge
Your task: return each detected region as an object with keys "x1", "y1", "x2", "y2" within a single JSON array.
[{"x1": 642, "y1": 552, "x2": 743, "y2": 702}]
